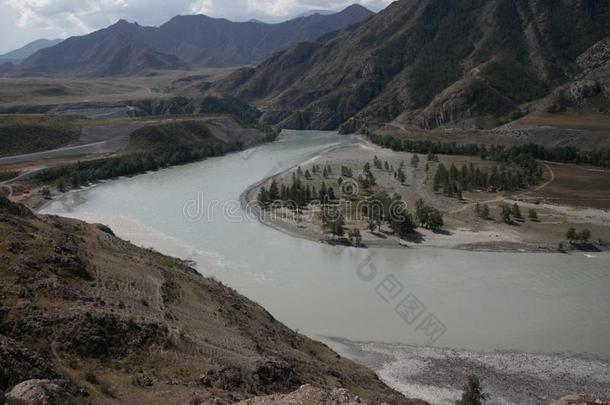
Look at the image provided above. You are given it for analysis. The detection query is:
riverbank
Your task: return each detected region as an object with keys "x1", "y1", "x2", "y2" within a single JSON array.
[
  {"x1": 1, "y1": 195, "x2": 420, "y2": 405},
  {"x1": 3, "y1": 115, "x2": 275, "y2": 212},
  {"x1": 329, "y1": 337, "x2": 610, "y2": 405},
  {"x1": 242, "y1": 137, "x2": 610, "y2": 253},
  {"x1": 37, "y1": 131, "x2": 610, "y2": 404}
]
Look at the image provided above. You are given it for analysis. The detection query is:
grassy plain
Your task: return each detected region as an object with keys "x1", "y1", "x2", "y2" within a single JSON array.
[{"x1": 0, "y1": 67, "x2": 237, "y2": 108}]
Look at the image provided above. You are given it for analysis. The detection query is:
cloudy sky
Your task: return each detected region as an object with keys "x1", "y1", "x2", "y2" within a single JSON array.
[{"x1": 0, "y1": 0, "x2": 393, "y2": 54}]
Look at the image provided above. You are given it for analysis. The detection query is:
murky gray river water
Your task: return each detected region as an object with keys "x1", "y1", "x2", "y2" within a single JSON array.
[{"x1": 42, "y1": 130, "x2": 610, "y2": 404}]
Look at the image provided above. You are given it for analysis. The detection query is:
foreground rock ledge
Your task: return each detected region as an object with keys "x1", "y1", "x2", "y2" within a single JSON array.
[{"x1": 237, "y1": 384, "x2": 378, "y2": 404}]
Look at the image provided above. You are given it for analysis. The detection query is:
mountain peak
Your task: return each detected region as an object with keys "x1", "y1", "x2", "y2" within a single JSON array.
[
  {"x1": 110, "y1": 19, "x2": 139, "y2": 28},
  {"x1": 297, "y1": 4, "x2": 373, "y2": 19},
  {"x1": 3, "y1": 6, "x2": 377, "y2": 76},
  {"x1": 342, "y1": 3, "x2": 372, "y2": 12},
  {"x1": 337, "y1": 3, "x2": 374, "y2": 18}
]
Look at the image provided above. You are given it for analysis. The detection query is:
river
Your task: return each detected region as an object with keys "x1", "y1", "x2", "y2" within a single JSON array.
[{"x1": 42, "y1": 130, "x2": 610, "y2": 404}]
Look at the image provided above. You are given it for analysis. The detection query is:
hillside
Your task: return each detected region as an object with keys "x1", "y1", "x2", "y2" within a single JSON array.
[
  {"x1": 217, "y1": 0, "x2": 610, "y2": 132},
  {"x1": 0, "y1": 115, "x2": 81, "y2": 157},
  {"x1": 0, "y1": 196, "x2": 423, "y2": 404},
  {"x1": 3, "y1": 5, "x2": 373, "y2": 77},
  {"x1": 0, "y1": 39, "x2": 63, "y2": 63},
  {"x1": 17, "y1": 21, "x2": 182, "y2": 77},
  {"x1": 127, "y1": 117, "x2": 269, "y2": 152}
]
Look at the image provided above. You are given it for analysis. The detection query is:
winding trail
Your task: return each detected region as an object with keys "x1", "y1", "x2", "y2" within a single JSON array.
[
  {"x1": 533, "y1": 163, "x2": 555, "y2": 192},
  {"x1": 0, "y1": 167, "x2": 50, "y2": 200},
  {"x1": 0, "y1": 123, "x2": 144, "y2": 166}
]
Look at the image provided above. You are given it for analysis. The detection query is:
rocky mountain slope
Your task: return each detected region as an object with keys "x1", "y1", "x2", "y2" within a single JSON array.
[
  {"x1": 0, "y1": 39, "x2": 63, "y2": 63},
  {"x1": 0, "y1": 196, "x2": 422, "y2": 405},
  {"x1": 1, "y1": 5, "x2": 373, "y2": 77},
  {"x1": 217, "y1": 0, "x2": 610, "y2": 132}
]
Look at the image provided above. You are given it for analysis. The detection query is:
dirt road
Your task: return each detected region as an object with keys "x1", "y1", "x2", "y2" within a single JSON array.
[{"x1": 0, "y1": 123, "x2": 145, "y2": 165}]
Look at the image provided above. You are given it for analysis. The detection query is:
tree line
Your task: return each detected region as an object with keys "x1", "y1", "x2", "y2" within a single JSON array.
[
  {"x1": 257, "y1": 176, "x2": 338, "y2": 208},
  {"x1": 433, "y1": 161, "x2": 542, "y2": 197},
  {"x1": 258, "y1": 176, "x2": 444, "y2": 240},
  {"x1": 368, "y1": 133, "x2": 610, "y2": 168},
  {"x1": 37, "y1": 142, "x2": 240, "y2": 189}
]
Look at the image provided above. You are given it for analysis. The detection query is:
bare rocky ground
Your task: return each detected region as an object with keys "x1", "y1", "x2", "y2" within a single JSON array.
[
  {"x1": 236, "y1": 384, "x2": 368, "y2": 404},
  {"x1": 0, "y1": 196, "x2": 422, "y2": 405},
  {"x1": 333, "y1": 339, "x2": 610, "y2": 405}
]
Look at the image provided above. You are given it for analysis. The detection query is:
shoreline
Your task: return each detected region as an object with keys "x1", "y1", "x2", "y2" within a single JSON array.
[
  {"x1": 327, "y1": 337, "x2": 610, "y2": 405},
  {"x1": 29, "y1": 134, "x2": 610, "y2": 404},
  {"x1": 241, "y1": 170, "x2": 557, "y2": 253},
  {"x1": 28, "y1": 134, "x2": 609, "y2": 255},
  {"x1": 240, "y1": 138, "x2": 609, "y2": 254},
  {"x1": 28, "y1": 139, "x2": 271, "y2": 213}
]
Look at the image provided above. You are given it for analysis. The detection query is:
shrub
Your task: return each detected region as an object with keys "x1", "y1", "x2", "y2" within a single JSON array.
[
  {"x1": 84, "y1": 371, "x2": 99, "y2": 385},
  {"x1": 99, "y1": 381, "x2": 115, "y2": 397},
  {"x1": 566, "y1": 227, "x2": 577, "y2": 241},
  {"x1": 528, "y1": 209, "x2": 538, "y2": 221},
  {"x1": 456, "y1": 375, "x2": 487, "y2": 405}
]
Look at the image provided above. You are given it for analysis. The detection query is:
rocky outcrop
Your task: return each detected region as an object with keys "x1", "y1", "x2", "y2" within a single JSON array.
[
  {"x1": 5, "y1": 380, "x2": 76, "y2": 405},
  {"x1": 577, "y1": 38, "x2": 610, "y2": 74},
  {"x1": 568, "y1": 80, "x2": 601, "y2": 103},
  {"x1": 577, "y1": 38, "x2": 610, "y2": 107},
  {"x1": 237, "y1": 384, "x2": 413, "y2": 405},
  {"x1": 544, "y1": 38, "x2": 610, "y2": 112},
  {"x1": 0, "y1": 337, "x2": 57, "y2": 392},
  {"x1": 554, "y1": 394, "x2": 609, "y2": 405}
]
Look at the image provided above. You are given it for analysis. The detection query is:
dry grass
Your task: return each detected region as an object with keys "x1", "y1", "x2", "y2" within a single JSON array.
[
  {"x1": 519, "y1": 111, "x2": 610, "y2": 132},
  {"x1": 0, "y1": 67, "x2": 237, "y2": 108},
  {"x1": 0, "y1": 114, "x2": 82, "y2": 156},
  {"x1": 0, "y1": 203, "x2": 410, "y2": 405},
  {"x1": 528, "y1": 162, "x2": 610, "y2": 209}
]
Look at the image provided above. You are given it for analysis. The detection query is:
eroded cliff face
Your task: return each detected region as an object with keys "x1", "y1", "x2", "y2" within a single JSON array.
[
  {"x1": 0, "y1": 196, "x2": 421, "y2": 405},
  {"x1": 573, "y1": 37, "x2": 610, "y2": 106},
  {"x1": 535, "y1": 37, "x2": 610, "y2": 114},
  {"x1": 217, "y1": 0, "x2": 609, "y2": 132}
]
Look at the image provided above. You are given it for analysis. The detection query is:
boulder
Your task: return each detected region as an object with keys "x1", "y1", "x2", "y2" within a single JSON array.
[
  {"x1": 5, "y1": 379, "x2": 71, "y2": 405},
  {"x1": 568, "y1": 80, "x2": 601, "y2": 103},
  {"x1": 555, "y1": 394, "x2": 609, "y2": 405}
]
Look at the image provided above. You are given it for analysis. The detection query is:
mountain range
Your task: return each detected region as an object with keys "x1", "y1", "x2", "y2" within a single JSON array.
[
  {"x1": 218, "y1": 0, "x2": 610, "y2": 132},
  {"x1": 1, "y1": 4, "x2": 373, "y2": 77},
  {"x1": 0, "y1": 39, "x2": 63, "y2": 63}
]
